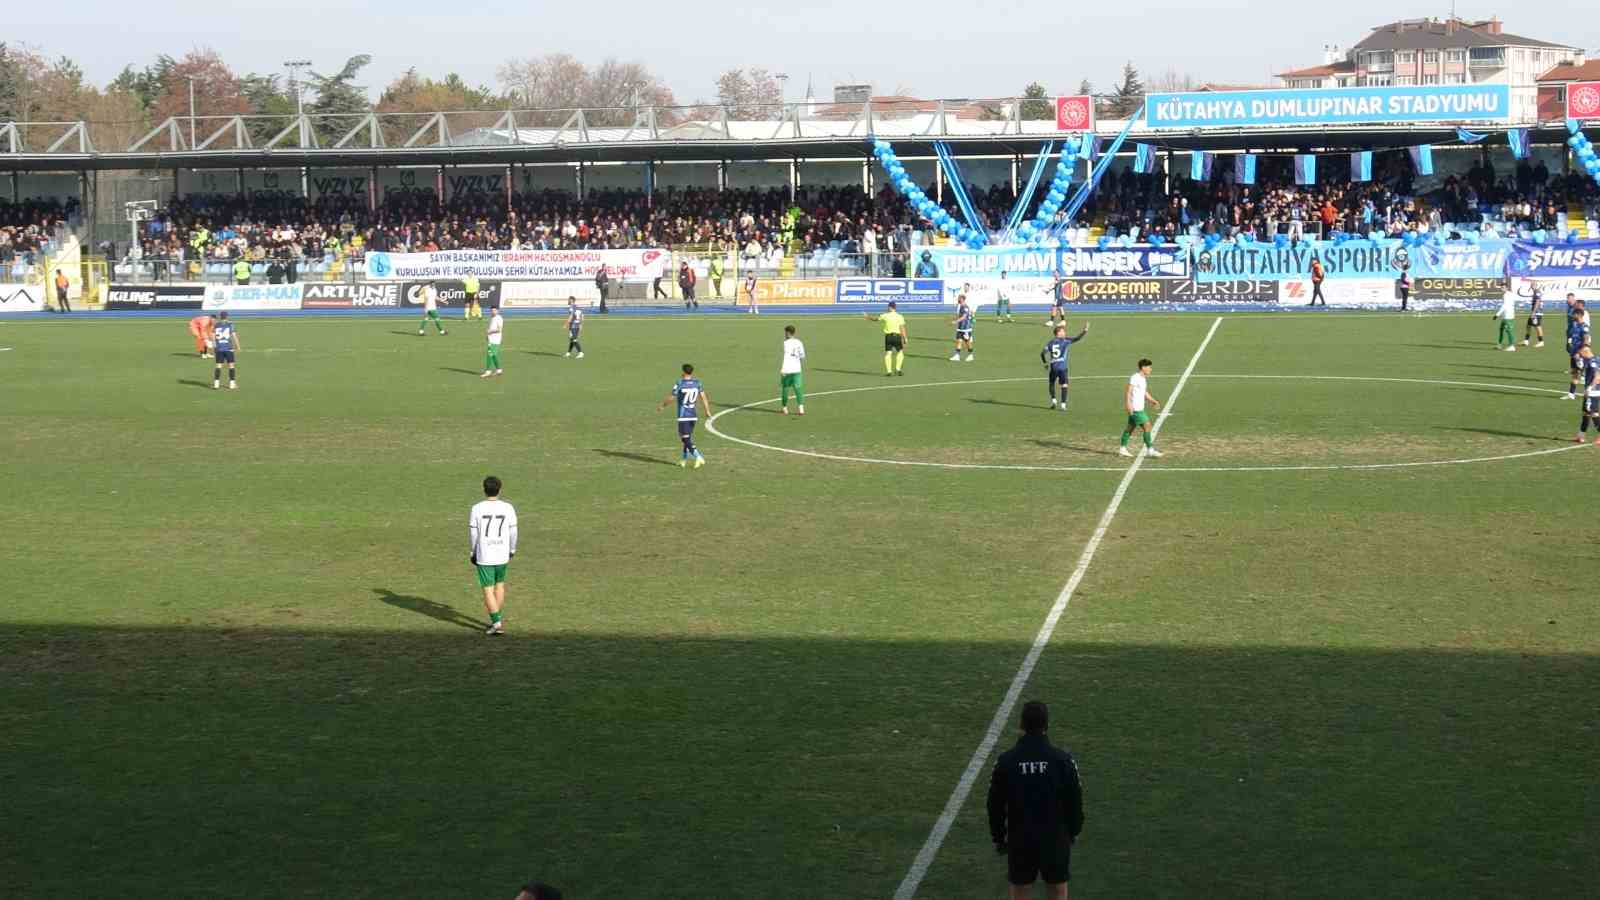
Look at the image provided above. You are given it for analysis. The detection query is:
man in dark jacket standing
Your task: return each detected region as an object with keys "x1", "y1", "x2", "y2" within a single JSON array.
[
  {"x1": 987, "y1": 701, "x2": 1084, "y2": 899},
  {"x1": 594, "y1": 266, "x2": 610, "y2": 314}
]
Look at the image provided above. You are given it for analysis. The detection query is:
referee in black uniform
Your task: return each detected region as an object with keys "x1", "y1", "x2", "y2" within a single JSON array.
[{"x1": 987, "y1": 701, "x2": 1084, "y2": 899}]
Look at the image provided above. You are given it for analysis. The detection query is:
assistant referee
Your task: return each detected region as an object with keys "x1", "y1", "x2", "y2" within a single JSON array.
[{"x1": 987, "y1": 701, "x2": 1084, "y2": 900}]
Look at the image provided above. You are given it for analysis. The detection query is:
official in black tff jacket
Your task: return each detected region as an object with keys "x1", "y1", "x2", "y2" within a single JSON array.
[
  {"x1": 594, "y1": 265, "x2": 610, "y2": 314},
  {"x1": 987, "y1": 700, "x2": 1084, "y2": 900}
]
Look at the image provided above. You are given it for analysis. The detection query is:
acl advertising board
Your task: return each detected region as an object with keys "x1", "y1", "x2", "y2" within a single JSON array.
[
  {"x1": 1145, "y1": 84, "x2": 1511, "y2": 128},
  {"x1": 753, "y1": 279, "x2": 835, "y2": 305},
  {"x1": 105, "y1": 284, "x2": 206, "y2": 310},
  {"x1": 1278, "y1": 279, "x2": 1397, "y2": 307},
  {"x1": 400, "y1": 280, "x2": 502, "y2": 307},
  {"x1": 203, "y1": 283, "x2": 304, "y2": 311},
  {"x1": 924, "y1": 245, "x2": 1187, "y2": 279},
  {"x1": 836, "y1": 278, "x2": 943, "y2": 304},
  {"x1": 302, "y1": 283, "x2": 403, "y2": 308},
  {"x1": 0, "y1": 284, "x2": 46, "y2": 312},
  {"x1": 365, "y1": 248, "x2": 668, "y2": 281}
]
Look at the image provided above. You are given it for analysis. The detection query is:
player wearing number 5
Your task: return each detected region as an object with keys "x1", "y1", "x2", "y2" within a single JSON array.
[
  {"x1": 658, "y1": 363, "x2": 713, "y2": 468},
  {"x1": 470, "y1": 475, "x2": 519, "y2": 636}
]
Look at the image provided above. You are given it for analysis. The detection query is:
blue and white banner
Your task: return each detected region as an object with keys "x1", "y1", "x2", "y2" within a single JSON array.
[
  {"x1": 1196, "y1": 239, "x2": 1512, "y2": 283},
  {"x1": 1295, "y1": 154, "x2": 1316, "y2": 186},
  {"x1": 1350, "y1": 151, "x2": 1373, "y2": 183},
  {"x1": 1409, "y1": 144, "x2": 1434, "y2": 176},
  {"x1": 1507, "y1": 128, "x2": 1531, "y2": 159},
  {"x1": 1133, "y1": 143, "x2": 1156, "y2": 174},
  {"x1": 835, "y1": 277, "x2": 944, "y2": 304},
  {"x1": 1238, "y1": 154, "x2": 1257, "y2": 186},
  {"x1": 1145, "y1": 85, "x2": 1512, "y2": 129},
  {"x1": 203, "y1": 283, "x2": 305, "y2": 311},
  {"x1": 1190, "y1": 151, "x2": 1213, "y2": 182},
  {"x1": 1508, "y1": 240, "x2": 1600, "y2": 278},
  {"x1": 924, "y1": 245, "x2": 1188, "y2": 280}
]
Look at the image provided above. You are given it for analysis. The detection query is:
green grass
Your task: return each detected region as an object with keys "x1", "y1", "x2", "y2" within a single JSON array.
[{"x1": 1, "y1": 310, "x2": 1596, "y2": 898}]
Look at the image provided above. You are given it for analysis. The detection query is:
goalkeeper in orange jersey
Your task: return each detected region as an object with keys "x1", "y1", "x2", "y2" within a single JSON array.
[{"x1": 187, "y1": 314, "x2": 215, "y2": 357}]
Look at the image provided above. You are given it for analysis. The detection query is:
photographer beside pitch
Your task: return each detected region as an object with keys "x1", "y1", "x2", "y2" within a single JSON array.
[{"x1": 988, "y1": 701, "x2": 1084, "y2": 900}]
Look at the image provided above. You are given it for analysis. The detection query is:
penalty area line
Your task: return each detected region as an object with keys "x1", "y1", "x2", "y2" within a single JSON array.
[{"x1": 892, "y1": 315, "x2": 1223, "y2": 900}]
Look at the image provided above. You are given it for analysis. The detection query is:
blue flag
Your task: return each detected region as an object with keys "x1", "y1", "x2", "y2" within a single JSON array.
[
  {"x1": 1238, "y1": 153, "x2": 1257, "y2": 186},
  {"x1": 1190, "y1": 151, "x2": 1213, "y2": 182},
  {"x1": 1408, "y1": 144, "x2": 1434, "y2": 176},
  {"x1": 1133, "y1": 143, "x2": 1155, "y2": 174},
  {"x1": 1078, "y1": 136, "x2": 1094, "y2": 160},
  {"x1": 1455, "y1": 127, "x2": 1488, "y2": 144},
  {"x1": 1295, "y1": 154, "x2": 1316, "y2": 186},
  {"x1": 1507, "y1": 128, "x2": 1530, "y2": 160},
  {"x1": 1350, "y1": 151, "x2": 1373, "y2": 183}
]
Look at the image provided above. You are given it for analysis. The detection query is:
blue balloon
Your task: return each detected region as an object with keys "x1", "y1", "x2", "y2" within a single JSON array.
[
  {"x1": 1569, "y1": 231, "x2": 1581, "y2": 244},
  {"x1": 873, "y1": 139, "x2": 890, "y2": 151},
  {"x1": 1273, "y1": 234, "x2": 1289, "y2": 249},
  {"x1": 1569, "y1": 135, "x2": 1584, "y2": 147},
  {"x1": 1148, "y1": 234, "x2": 1165, "y2": 247},
  {"x1": 1533, "y1": 229, "x2": 1548, "y2": 245},
  {"x1": 1095, "y1": 237, "x2": 1110, "y2": 250}
]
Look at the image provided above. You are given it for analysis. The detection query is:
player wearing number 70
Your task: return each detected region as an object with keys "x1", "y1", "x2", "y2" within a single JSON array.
[
  {"x1": 657, "y1": 363, "x2": 713, "y2": 468},
  {"x1": 469, "y1": 475, "x2": 519, "y2": 636}
]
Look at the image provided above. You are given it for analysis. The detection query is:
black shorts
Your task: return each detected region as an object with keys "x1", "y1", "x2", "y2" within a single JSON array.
[
  {"x1": 885, "y1": 334, "x2": 904, "y2": 352},
  {"x1": 1007, "y1": 840, "x2": 1071, "y2": 886},
  {"x1": 1529, "y1": 314, "x2": 1542, "y2": 327},
  {"x1": 677, "y1": 420, "x2": 696, "y2": 437},
  {"x1": 215, "y1": 349, "x2": 236, "y2": 364},
  {"x1": 955, "y1": 329, "x2": 973, "y2": 342},
  {"x1": 1049, "y1": 366, "x2": 1069, "y2": 383},
  {"x1": 1586, "y1": 396, "x2": 1599, "y2": 416}
]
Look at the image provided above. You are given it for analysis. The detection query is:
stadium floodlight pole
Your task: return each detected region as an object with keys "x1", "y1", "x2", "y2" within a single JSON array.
[
  {"x1": 284, "y1": 60, "x2": 312, "y2": 118},
  {"x1": 776, "y1": 73, "x2": 789, "y2": 118}
]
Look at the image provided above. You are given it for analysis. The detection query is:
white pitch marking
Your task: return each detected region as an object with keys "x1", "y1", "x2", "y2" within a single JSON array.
[
  {"x1": 705, "y1": 375, "x2": 1578, "y2": 474},
  {"x1": 890, "y1": 317, "x2": 1223, "y2": 900}
]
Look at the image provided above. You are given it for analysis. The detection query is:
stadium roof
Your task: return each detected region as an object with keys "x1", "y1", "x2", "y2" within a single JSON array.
[
  {"x1": 1538, "y1": 60, "x2": 1600, "y2": 83},
  {"x1": 1276, "y1": 62, "x2": 1356, "y2": 78}
]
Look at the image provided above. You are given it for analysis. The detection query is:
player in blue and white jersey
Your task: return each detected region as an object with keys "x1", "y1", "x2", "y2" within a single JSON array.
[
  {"x1": 211, "y1": 311, "x2": 239, "y2": 391},
  {"x1": 657, "y1": 363, "x2": 713, "y2": 468},
  {"x1": 563, "y1": 298, "x2": 585, "y2": 359},
  {"x1": 1521, "y1": 284, "x2": 1544, "y2": 348},
  {"x1": 1575, "y1": 346, "x2": 1600, "y2": 444},
  {"x1": 949, "y1": 293, "x2": 976, "y2": 362},
  {"x1": 1040, "y1": 322, "x2": 1090, "y2": 410},
  {"x1": 1565, "y1": 295, "x2": 1588, "y2": 400}
]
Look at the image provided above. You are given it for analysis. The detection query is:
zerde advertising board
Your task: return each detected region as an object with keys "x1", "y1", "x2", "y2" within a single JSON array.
[{"x1": 835, "y1": 278, "x2": 943, "y2": 304}]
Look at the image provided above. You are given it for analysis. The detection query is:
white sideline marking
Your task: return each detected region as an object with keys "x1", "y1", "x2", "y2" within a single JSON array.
[
  {"x1": 0, "y1": 347, "x2": 12, "y2": 352},
  {"x1": 891, "y1": 316, "x2": 1223, "y2": 900}
]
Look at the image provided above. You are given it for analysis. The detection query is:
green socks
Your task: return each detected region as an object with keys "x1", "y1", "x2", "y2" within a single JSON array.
[{"x1": 489, "y1": 611, "x2": 502, "y2": 625}]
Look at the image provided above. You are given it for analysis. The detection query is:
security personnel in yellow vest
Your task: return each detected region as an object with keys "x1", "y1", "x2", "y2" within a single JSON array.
[
  {"x1": 232, "y1": 258, "x2": 251, "y2": 286},
  {"x1": 464, "y1": 274, "x2": 482, "y2": 319}
]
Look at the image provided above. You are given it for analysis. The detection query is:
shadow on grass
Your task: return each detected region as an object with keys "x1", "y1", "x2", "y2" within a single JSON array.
[
  {"x1": 1403, "y1": 342, "x2": 1498, "y2": 351},
  {"x1": 1434, "y1": 425, "x2": 1570, "y2": 442},
  {"x1": 1031, "y1": 438, "x2": 1119, "y2": 456},
  {"x1": 374, "y1": 588, "x2": 482, "y2": 631},
  {"x1": 170, "y1": 352, "x2": 206, "y2": 358},
  {"x1": 525, "y1": 350, "x2": 566, "y2": 358},
  {"x1": 591, "y1": 448, "x2": 678, "y2": 467},
  {"x1": 967, "y1": 397, "x2": 1049, "y2": 411},
  {"x1": 1, "y1": 626, "x2": 1594, "y2": 898},
  {"x1": 1447, "y1": 366, "x2": 1549, "y2": 384},
  {"x1": 176, "y1": 378, "x2": 214, "y2": 389},
  {"x1": 1444, "y1": 387, "x2": 1557, "y2": 399},
  {"x1": 715, "y1": 399, "x2": 781, "y2": 415},
  {"x1": 438, "y1": 367, "x2": 483, "y2": 376},
  {"x1": 812, "y1": 367, "x2": 881, "y2": 377}
]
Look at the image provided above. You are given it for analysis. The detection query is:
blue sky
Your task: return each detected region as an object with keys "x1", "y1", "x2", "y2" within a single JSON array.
[{"x1": 11, "y1": 2, "x2": 1592, "y2": 103}]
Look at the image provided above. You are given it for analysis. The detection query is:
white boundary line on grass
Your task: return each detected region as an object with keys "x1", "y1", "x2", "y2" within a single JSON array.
[
  {"x1": 889, "y1": 316, "x2": 1224, "y2": 900},
  {"x1": 706, "y1": 374, "x2": 1582, "y2": 473}
]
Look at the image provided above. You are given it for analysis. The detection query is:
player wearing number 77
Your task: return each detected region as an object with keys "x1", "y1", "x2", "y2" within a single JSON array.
[
  {"x1": 657, "y1": 363, "x2": 712, "y2": 468},
  {"x1": 469, "y1": 475, "x2": 519, "y2": 636}
]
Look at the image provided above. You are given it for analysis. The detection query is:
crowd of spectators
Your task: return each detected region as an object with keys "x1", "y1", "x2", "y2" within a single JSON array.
[
  {"x1": 101, "y1": 150, "x2": 1600, "y2": 276},
  {"x1": 1, "y1": 198, "x2": 77, "y2": 277}
]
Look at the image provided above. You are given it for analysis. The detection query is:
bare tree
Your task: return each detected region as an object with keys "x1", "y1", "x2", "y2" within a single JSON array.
[
  {"x1": 716, "y1": 67, "x2": 782, "y2": 121},
  {"x1": 1149, "y1": 67, "x2": 1198, "y2": 93},
  {"x1": 497, "y1": 54, "x2": 674, "y2": 127}
]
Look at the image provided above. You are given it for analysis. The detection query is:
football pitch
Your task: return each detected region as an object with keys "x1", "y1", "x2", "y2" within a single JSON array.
[{"x1": 2, "y1": 309, "x2": 1597, "y2": 898}]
